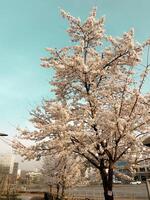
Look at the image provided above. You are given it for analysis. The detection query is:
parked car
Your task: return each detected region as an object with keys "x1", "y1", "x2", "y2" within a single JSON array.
[
  {"x1": 130, "y1": 181, "x2": 141, "y2": 185},
  {"x1": 113, "y1": 180, "x2": 122, "y2": 184}
]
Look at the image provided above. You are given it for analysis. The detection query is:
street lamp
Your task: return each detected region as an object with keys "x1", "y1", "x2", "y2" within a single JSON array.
[{"x1": 0, "y1": 133, "x2": 8, "y2": 137}]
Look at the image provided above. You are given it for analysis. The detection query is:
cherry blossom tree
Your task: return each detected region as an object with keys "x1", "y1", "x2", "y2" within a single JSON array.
[
  {"x1": 13, "y1": 8, "x2": 150, "y2": 200},
  {"x1": 42, "y1": 154, "x2": 85, "y2": 199}
]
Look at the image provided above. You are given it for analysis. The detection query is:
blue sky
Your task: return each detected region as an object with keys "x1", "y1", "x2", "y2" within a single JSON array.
[{"x1": 0, "y1": 0, "x2": 150, "y2": 152}]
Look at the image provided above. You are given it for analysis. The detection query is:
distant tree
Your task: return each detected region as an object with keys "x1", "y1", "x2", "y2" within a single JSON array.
[
  {"x1": 13, "y1": 8, "x2": 150, "y2": 200},
  {"x1": 42, "y1": 153, "x2": 84, "y2": 199}
]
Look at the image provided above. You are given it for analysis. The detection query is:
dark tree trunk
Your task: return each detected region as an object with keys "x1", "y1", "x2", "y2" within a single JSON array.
[
  {"x1": 56, "y1": 184, "x2": 60, "y2": 199},
  {"x1": 60, "y1": 184, "x2": 65, "y2": 200},
  {"x1": 49, "y1": 184, "x2": 52, "y2": 193},
  {"x1": 99, "y1": 160, "x2": 114, "y2": 200}
]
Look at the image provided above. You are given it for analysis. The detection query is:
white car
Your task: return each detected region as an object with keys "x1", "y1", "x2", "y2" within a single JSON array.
[
  {"x1": 113, "y1": 180, "x2": 122, "y2": 184},
  {"x1": 130, "y1": 181, "x2": 141, "y2": 185}
]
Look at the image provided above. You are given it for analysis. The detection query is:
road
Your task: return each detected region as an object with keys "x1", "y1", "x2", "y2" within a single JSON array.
[
  {"x1": 66, "y1": 184, "x2": 148, "y2": 199},
  {"x1": 19, "y1": 183, "x2": 148, "y2": 200},
  {"x1": 19, "y1": 194, "x2": 44, "y2": 200}
]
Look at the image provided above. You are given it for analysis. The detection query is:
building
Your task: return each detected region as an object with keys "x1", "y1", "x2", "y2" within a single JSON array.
[
  {"x1": 11, "y1": 162, "x2": 19, "y2": 184},
  {"x1": 12, "y1": 162, "x2": 19, "y2": 177},
  {"x1": 27, "y1": 171, "x2": 43, "y2": 184},
  {"x1": 114, "y1": 155, "x2": 150, "y2": 182},
  {"x1": 135, "y1": 136, "x2": 150, "y2": 180},
  {"x1": 0, "y1": 154, "x2": 14, "y2": 179},
  {"x1": 0, "y1": 154, "x2": 18, "y2": 194}
]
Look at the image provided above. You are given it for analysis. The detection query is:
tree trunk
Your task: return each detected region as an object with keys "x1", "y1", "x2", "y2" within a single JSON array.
[
  {"x1": 99, "y1": 161, "x2": 114, "y2": 200},
  {"x1": 49, "y1": 184, "x2": 52, "y2": 193},
  {"x1": 60, "y1": 184, "x2": 65, "y2": 200},
  {"x1": 56, "y1": 184, "x2": 60, "y2": 199}
]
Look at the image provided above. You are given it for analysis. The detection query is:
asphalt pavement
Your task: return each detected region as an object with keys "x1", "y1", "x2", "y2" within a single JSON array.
[
  {"x1": 19, "y1": 183, "x2": 149, "y2": 200},
  {"x1": 66, "y1": 183, "x2": 148, "y2": 199}
]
